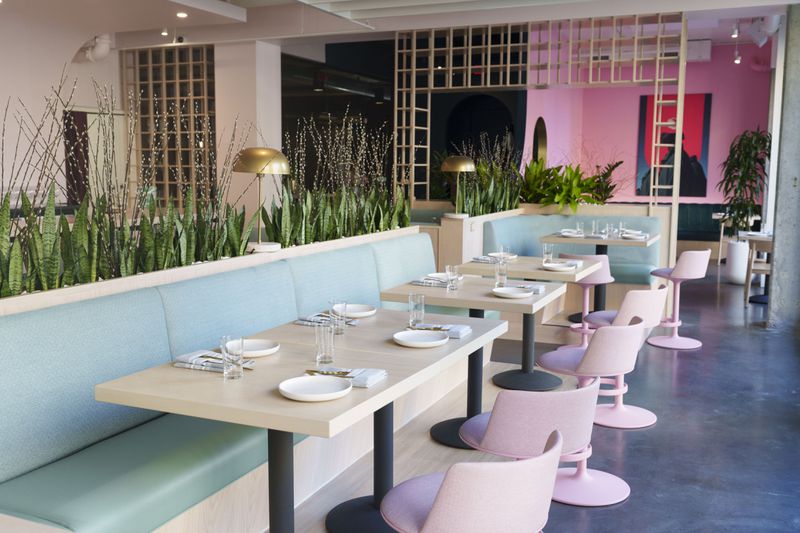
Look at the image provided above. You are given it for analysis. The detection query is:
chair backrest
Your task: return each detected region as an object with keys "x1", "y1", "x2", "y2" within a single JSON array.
[
  {"x1": 577, "y1": 317, "x2": 645, "y2": 376},
  {"x1": 671, "y1": 249, "x2": 711, "y2": 280},
  {"x1": 560, "y1": 253, "x2": 614, "y2": 285},
  {"x1": 611, "y1": 285, "x2": 668, "y2": 333},
  {"x1": 479, "y1": 378, "x2": 600, "y2": 458},
  {"x1": 421, "y1": 431, "x2": 563, "y2": 533}
]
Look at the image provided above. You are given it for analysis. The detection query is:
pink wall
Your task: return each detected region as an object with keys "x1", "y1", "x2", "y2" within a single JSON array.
[{"x1": 523, "y1": 43, "x2": 772, "y2": 204}]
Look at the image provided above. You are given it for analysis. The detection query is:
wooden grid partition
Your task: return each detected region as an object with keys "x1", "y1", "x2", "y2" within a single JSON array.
[{"x1": 122, "y1": 45, "x2": 216, "y2": 209}]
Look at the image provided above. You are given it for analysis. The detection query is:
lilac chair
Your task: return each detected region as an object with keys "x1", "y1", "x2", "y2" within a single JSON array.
[
  {"x1": 459, "y1": 378, "x2": 630, "y2": 507},
  {"x1": 560, "y1": 253, "x2": 614, "y2": 348},
  {"x1": 647, "y1": 249, "x2": 711, "y2": 350},
  {"x1": 583, "y1": 286, "x2": 668, "y2": 428},
  {"x1": 380, "y1": 431, "x2": 563, "y2": 533}
]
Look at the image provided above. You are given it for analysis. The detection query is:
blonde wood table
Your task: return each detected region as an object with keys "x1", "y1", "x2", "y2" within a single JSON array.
[
  {"x1": 458, "y1": 255, "x2": 601, "y2": 282},
  {"x1": 96, "y1": 310, "x2": 507, "y2": 533},
  {"x1": 540, "y1": 231, "x2": 661, "y2": 320},
  {"x1": 381, "y1": 276, "x2": 567, "y2": 449},
  {"x1": 738, "y1": 231, "x2": 773, "y2": 304}
]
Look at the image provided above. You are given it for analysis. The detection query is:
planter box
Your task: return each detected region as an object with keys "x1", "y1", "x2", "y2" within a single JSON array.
[{"x1": 0, "y1": 226, "x2": 420, "y2": 318}]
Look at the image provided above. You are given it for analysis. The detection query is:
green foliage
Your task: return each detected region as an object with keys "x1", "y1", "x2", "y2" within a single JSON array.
[
  {"x1": 263, "y1": 183, "x2": 408, "y2": 247},
  {"x1": 718, "y1": 129, "x2": 771, "y2": 234},
  {"x1": 519, "y1": 159, "x2": 623, "y2": 212},
  {"x1": 458, "y1": 160, "x2": 521, "y2": 216}
]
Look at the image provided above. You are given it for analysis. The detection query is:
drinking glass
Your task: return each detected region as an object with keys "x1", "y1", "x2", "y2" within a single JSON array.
[
  {"x1": 591, "y1": 220, "x2": 598, "y2": 235},
  {"x1": 220, "y1": 336, "x2": 244, "y2": 380},
  {"x1": 498, "y1": 244, "x2": 512, "y2": 260},
  {"x1": 542, "y1": 243, "x2": 554, "y2": 264},
  {"x1": 445, "y1": 264, "x2": 458, "y2": 291},
  {"x1": 409, "y1": 294, "x2": 425, "y2": 327},
  {"x1": 575, "y1": 221, "x2": 584, "y2": 234},
  {"x1": 619, "y1": 220, "x2": 625, "y2": 233},
  {"x1": 315, "y1": 323, "x2": 335, "y2": 365},
  {"x1": 495, "y1": 260, "x2": 508, "y2": 288},
  {"x1": 329, "y1": 299, "x2": 347, "y2": 335}
]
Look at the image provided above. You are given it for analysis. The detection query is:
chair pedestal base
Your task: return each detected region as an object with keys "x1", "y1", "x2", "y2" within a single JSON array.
[
  {"x1": 326, "y1": 496, "x2": 394, "y2": 533},
  {"x1": 647, "y1": 334, "x2": 702, "y2": 350},
  {"x1": 594, "y1": 403, "x2": 657, "y2": 429},
  {"x1": 553, "y1": 467, "x2": 630, "y2": 507}
]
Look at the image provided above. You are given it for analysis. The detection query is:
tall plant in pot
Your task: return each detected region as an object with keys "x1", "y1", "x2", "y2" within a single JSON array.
[{"x1": 718, "y1": 128, "x2": 771, "y2": 284}]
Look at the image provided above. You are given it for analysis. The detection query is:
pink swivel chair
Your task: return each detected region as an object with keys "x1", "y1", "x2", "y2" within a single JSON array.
[
  {"x1": 380, "y1": 431, "x2": 563, "y2": 533},
  {"x1": 459, "y1": 378, "x2": 629, "y2": 507},
  {"x1": 583, "y1": 286, "x2": 668, "y2": 429},
  {"x1": 647, "y1": 249, "x2": 711, "y2": 350},
  {"x1": 560, "y1": 254, "x2": 614, "y2": 348}
]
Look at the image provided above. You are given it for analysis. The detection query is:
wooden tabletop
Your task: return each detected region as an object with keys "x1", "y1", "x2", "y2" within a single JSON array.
[
  {"x1": 737, "y1": 231, "x2": 773, "y2": 243},
  {"x1": 457, "y1": 256, "x2": 602, "y2": 282},
  {"x1": 95, "y1": 310, "x2": 507, "y2": 438},
  {"x1": 539, "y1": 232, "x2": 661, "y2": 248},
  {"x1": 380, "y1": 276, "x2": 566, "y2": 315}
]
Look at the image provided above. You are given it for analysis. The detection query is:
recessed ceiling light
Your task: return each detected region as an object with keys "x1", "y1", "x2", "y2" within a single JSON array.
[
  {"x1": 177, "y1": 12, "x2": 188, "y2": 18},
  {"x1": 731, "y1": 21, "x2": 739, "y2": 39},
  {"x1": 161, "y1": 28, "x2": 169, "y2": 36}
]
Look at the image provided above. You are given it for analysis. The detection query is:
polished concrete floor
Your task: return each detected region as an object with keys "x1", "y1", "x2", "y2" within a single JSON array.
[{"x1": 492, "y1": 268, "x2": 800, "y2": 532}]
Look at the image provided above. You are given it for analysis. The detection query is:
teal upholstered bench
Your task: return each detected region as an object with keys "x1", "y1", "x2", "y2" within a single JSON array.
[
  {"x1": 483, "y1": 214, "x2": 660, "y2": 285},
  {"x1": 0, "y1": 231, "x2": 451, "y2": 532}
]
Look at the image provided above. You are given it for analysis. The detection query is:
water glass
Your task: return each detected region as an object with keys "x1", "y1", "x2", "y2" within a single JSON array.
[
  {"x1": 495, "y1": 260, "x2": 508, "y2": 288},
  {"x1": 409, "y1": 293, "x2": 425, "y2": 327},
  {"x1": 445, "y1": 264, "x2": 459, "y2": 291},
  {"x1": 315, "y1": 323, "x2": 335, "y2": 365},
  {"x1": 542, "y1": 243, "x2": 554, "y2": 264},
  {"x1": 591, "y1": 220, "x2": 598, "y2": 235},
  {"x1": 220, "y1": 336, "x2": 244, "y2": 381},
  {"x1": 329, "y1": 299, "x2": 347, "y2": 335},
  {"x1": 619, "y1": 220, "x2": 625, "y2": 233},
  {"x1": 575, "y1": 221, "x2": 584, "y2": 234}
]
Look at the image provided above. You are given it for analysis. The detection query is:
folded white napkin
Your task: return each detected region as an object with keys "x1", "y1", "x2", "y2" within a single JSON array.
[
  {"x1": 174, "y1": 350, "x2": 255, "y2": 371},
  {"x1": 411, "y1": 279, "x2": 448, "y2": 288},
  {"x1": 295, "y1": 313, "x2": 359, "y2": 327},
  {"x1": 509, "y1": 283, "x2": 546, "y2": 294},
  {"x1": 410, "y1": 324, "x2": 473, "y2": 339},
  {"x1": 543, "y1": 259, "x2": 583, "y2": 268},
  {"x1": 318, "y1": 366, "x2": 388, "y2": 388},
  {"x1": 472, "y1": 255, "x2": 500, "y2": 264},
  {"x1": 560, "y1": 229, "x2": 584, "y2": 236}
]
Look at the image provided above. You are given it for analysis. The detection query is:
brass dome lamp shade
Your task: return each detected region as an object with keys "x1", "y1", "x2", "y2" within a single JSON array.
[
  {"x1": 441, "y1": 155, "x2": 475, "y2": 217},
  {"x1": 233, "y1": 147, "x2": 290, "y2": 248}
]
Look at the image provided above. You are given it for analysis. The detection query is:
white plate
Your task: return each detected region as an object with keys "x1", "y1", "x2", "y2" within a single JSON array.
[
  {"x1": 226, "y1": 338, "x2": 280, "y2": 358},
  {"x1": 542, "y1": 261, "x2": 576, "y2": 272},
  {"x1": 393, "y1": 330, "x2": 450, "y2": 348},
  {"x1": 622, "y1": 233, "x2": 648, "y2": 240},
  {"x1": 279, "y1": 375, "x2": 352, "y2": 402},
  {"x1": 488, "y1": 252, "x2": 518, "y2": 261},
  {"x1": 332, "y1": 303, "x2": 377, "y2": 319},
  {"x1": 559, "y1": 230, "x2": 585, "y2": 238},
  {"x1": 492, "y1": 287, "x2": 535, "y2": 299}
]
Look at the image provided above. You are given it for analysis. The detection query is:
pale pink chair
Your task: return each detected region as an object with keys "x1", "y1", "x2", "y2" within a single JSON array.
[
  {"x1": 459, "y1": 378, "x2": 630, "y2": 507},
  {"x1": 647, "y1": 249, "x2": 711, "y2": 350},
  {"x1": 560, "y1": 253, "x2": 614, "y2": 348},
  {"x1": 583, "y1": 286, "x2": 668, "y2": 428},
  {"x1": 380, "y1": 431, "x2": 563, "y2": 533}
]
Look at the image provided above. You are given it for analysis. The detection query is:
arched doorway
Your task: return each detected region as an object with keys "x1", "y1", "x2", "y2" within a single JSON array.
[
  {"x1": 532, "y1": 117, "x2": 547, "y2": 162},
  {"x1": 445, "y1": 94, "x2": 514, "y2": 151}
]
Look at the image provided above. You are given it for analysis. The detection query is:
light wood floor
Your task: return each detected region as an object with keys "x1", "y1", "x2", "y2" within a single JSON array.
[{"x1": 292, "y1": 362, "x2": 576, "y2": 533}]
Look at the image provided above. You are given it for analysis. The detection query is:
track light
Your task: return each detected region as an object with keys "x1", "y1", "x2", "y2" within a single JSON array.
[
  {"x1": 731, "y1": 21, "x2": 739, "y2": 39},
  {"x1": 176, "y1": 12, "x2": 188, "y2": 18},
  {"x1": 161, "y1": 28, "x2": 169, "y2": 36},
  {"x1": 733, "y1": 42, "x2": 741, "y2": 65},
  {"x1": 373, "y1": 88, "x2": 385, "y2": 105},
  {"x1": 313, "y1": 72, "x2": 326, "y2": 92}
]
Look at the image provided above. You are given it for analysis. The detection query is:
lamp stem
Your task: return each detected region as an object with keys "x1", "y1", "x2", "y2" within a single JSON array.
[{"x1": 257, "y1": 173, "x2": 263, "y2": 245}]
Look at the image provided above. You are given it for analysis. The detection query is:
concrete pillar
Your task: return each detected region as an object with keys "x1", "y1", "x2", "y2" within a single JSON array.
[
  {"x1": 214, "y1": 40, "x2": 282, "y2": 218},
  {"x1": 768, "y1": 5, "x2": 800, "y2": 333}
]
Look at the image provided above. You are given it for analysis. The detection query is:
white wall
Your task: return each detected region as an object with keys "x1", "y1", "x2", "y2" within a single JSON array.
[
  {"x1": 0, "y1": 11, "x2": 120, "y2": 203},
  {"x1": 215, "y1": 40, "x2": 283, "y2": 218}
]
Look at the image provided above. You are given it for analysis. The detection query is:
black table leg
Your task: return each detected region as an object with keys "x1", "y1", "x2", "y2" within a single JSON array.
[
  {"x1": 325, "y1": 403, "x2": 394, "y2": 533},
  {"x1": 593, "y1": 244, "x2": 608, "y2": 312},
  {"x1": 430, "y1": 309, "x2": 485, "y2": 449},
  {"x1": 492, "y1": 313, "x2": 562, "y2": 391},
  {"x1": 268, "y1": 429, "x2": 295, "y2": 533}
]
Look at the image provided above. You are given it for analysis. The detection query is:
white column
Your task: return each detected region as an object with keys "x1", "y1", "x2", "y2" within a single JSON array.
[
  {"x1": 214, "y1": 40, "x2": 282, "y2": 219},
  {"x1": 763, "y1": 16, "x2": 786, "y2": 232}
]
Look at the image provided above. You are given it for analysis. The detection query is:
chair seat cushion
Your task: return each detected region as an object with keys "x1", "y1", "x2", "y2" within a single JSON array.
[
  {"x1": 650, "y1": 267, "x2": 674, "y2": 280},
  {"x1": 381, "y1": 472, "x2": 446, "y2": 533},
  {"x1": 611, "y1": 263, "x2": 655, "y2": 285},
  {"x1": 538, "y1": 347, "x2": 586, "y2": 375},
  {"x1": 458, "y1": 412, "x2": 490, "y2": 450},
  {"x1": 584, "y1": 310, "x2": 618, "y2": 328},
  {"x1": 0, "y1": 414, "x2": 286, "y2": 533}
]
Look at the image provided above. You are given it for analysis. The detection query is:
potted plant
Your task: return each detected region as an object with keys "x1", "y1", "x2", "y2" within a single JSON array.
[{"x1": 718, "y1": 128, "x2": 771, "y2": 284}]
